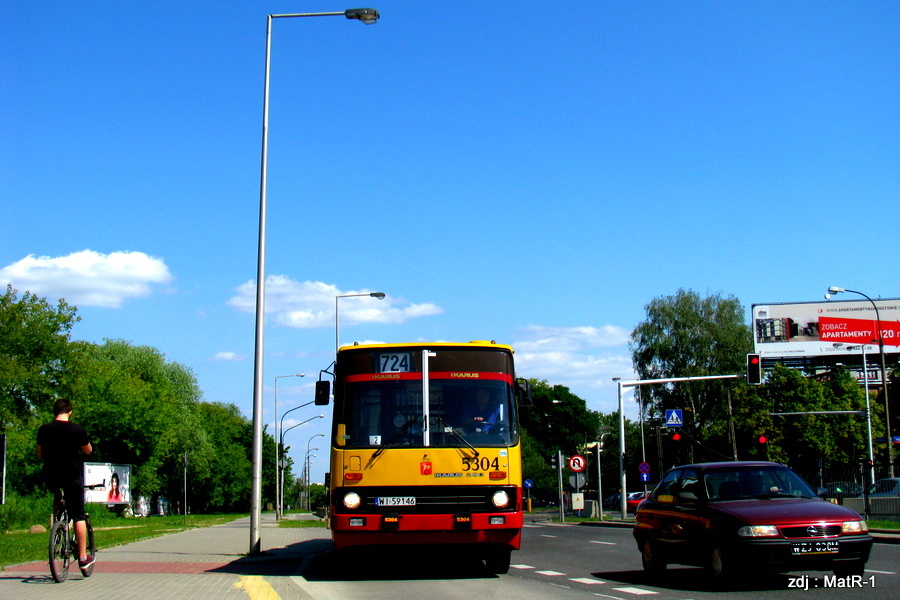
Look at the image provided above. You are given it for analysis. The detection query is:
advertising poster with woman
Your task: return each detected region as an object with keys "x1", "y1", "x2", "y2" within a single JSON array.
[{"x1": 84, "y1": 463, "x2": 131, "y2": 504}]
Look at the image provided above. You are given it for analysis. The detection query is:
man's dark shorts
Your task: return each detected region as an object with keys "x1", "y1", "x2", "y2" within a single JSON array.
[{"x1": 51, "y1": 480, "x2": 86, "y2": 522}]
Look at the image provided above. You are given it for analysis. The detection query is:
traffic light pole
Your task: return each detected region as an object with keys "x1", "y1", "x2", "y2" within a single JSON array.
[
  {"x1": 617, "y1": 374, "x2": 743, "y2": 520},
  {"x1": 557, "y1": 450, "x2": 564, "y2": 523}
]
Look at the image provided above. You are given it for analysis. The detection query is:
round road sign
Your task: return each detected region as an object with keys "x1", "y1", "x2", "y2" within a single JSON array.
[{"x1": 568, "y1": 454, "x2": 587, "y2": 472}]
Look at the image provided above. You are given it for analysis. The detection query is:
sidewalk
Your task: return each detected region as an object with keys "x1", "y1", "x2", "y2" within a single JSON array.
[{"x1": 0, "y1": 512, "x2": 330, "y2": 600}]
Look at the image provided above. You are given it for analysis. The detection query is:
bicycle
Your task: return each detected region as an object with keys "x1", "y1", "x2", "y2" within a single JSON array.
[{"x1": 48, "y1": 482, "x2": 104, "y2": 582}]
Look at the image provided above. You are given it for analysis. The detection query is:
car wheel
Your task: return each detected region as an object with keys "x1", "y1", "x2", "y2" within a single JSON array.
[
  {"x1": 706, "y1": 545, "x2": 733, "y2": 582},
  {"x1": 833, "y1": 560, "x2": 866, "y2": 577},
  {"x1": 640, "y1": 540, "x2": 666, "y2": 576}
]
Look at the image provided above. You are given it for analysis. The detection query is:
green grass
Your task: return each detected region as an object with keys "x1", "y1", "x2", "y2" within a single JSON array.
[
  {"x1": 278, "y1": 518, "x2": 327, "y2": 528},
  {"x1": 868, "y1": 519, "x2": 900, "y2": 530},
  {"x1": 0, "y1": 512, "x2": 246, "y2": 571}
]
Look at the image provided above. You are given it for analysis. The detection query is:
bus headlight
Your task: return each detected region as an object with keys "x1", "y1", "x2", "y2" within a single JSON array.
[
  {"x1": 491, "y1": 490, "x2": 510, "y2": 508},
  {"x1": 343, "y1": 492, "x2": 361, "y2": 510}
]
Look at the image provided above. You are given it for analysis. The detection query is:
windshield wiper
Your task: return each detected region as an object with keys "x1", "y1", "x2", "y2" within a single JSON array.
[
  {"x1": 437, "y1": 416, "x2": 479, "y2": 458},
  {"x1": 752, "y1": 492, "x2": 801, "y2": 499},
  {"x1": 371, "y1": 415, "x2": 417, "y2": 459}
]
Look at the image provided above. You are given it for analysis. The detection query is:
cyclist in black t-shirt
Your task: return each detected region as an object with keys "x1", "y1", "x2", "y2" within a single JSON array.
[{"x1": 37, "y1": 398, "x2": 94, "y2": 571}]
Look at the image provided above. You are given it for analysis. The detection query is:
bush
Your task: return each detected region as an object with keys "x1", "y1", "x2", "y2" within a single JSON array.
[
  {"x1": 0, "y1": 492, "x2": 123, "y2": 532},
  {"x1": 0, "y1": 492, "x2": 53, "y2": 532}
]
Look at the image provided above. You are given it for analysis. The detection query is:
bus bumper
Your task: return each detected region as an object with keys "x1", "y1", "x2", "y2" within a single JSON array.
[{"x1": 330, "y1": 511, "x2": 523, "y2": 550}]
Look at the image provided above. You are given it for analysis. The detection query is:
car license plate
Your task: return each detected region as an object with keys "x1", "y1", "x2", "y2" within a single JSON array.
[
  {"x1": 791, "y1": 540, "x2": 839, "y2": 555},
  {"x1": 374, "y1": 496, "x2": 416, "y2": 507}
]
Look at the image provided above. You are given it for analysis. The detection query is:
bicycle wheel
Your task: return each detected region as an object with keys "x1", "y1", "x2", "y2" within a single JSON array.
[
  {"x1": 48, "y1": 520, "x2": 70, "y2": 583},
  {"x1": 81, "y1": 516, "x2": 96, "y2": 577}
]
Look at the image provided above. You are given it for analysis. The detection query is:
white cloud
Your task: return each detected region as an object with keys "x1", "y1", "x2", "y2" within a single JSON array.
[
  {"x1": 228, "y1": 276, "x2": 444, "y2": 329},
  {"x1": 0, "y1": 250, "x2": 173, "y2": 308},
  {"x1": 513, "y1": 324, "x2": 635, "y2": 412},
  {"x1": 212, "y1": 351, "x2": 244, "y2": 362}
]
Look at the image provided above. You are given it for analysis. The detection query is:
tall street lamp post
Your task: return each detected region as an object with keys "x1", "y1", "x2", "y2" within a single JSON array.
[
  {"x1": 306, "y1": 433, "x2": 325, "y2": 511},
  {"x1": 279, "y1": 414, "x2": 325, "y2": 515},
  {"x1": 848, "y1": 344, "x2": 877, "y2": 487},
  {"x1": 279, "y1": 400, "x2": 315, "y2": 515},
  {"x1": 250, "y1": 7, "x2": 380, "y2": 554},
  {"x1": 274, "y1": 374, "x2": 303, "y2": 520},
  {"x1": 828, "y1": 287, "x2": 894, "y2": 476},
  {"x1": 335, "y1": 292, "x2": 386, "y2": 353}
]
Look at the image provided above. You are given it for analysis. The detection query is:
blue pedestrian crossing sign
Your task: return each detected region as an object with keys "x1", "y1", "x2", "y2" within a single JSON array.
[{"x1": 665, "y1": 409, "x2": 683, "y2": 427}]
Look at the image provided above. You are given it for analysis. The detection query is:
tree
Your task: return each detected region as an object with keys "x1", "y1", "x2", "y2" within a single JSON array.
[
  {"x1": 0, "y1": 284, "x2": 79, "y2": 426},
  {"x1": 58, "y1": 340, "x2": 205, "y2": 500},
  {"x1": 630, "y1": 289, "x2": 752, "y2": 461},
  {"x1": 519, "y1": 379, "x2": 603, "y2": 501}
]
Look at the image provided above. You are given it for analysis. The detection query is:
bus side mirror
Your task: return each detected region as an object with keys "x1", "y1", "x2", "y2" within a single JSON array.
[
  {"x1": 516, "y1": 379, "x2": 533, "y2": 406},
  {"x1": 315, "y1": 380, "x2": 331, "y2": 406}
]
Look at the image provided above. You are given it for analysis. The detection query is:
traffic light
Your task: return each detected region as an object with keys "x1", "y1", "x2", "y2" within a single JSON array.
[
  {"x1": 746, "y1": 354, "x2": 762, "y2": 385},
  {"x1": 550, "y1": 454, "x2": 558, "y2": 469},
  {"x1": 671, "y1": 432, "x2": 682, "y2": 442},
  {"x1": 756, "y1": 433, "x2": 769, "y2": 460}
]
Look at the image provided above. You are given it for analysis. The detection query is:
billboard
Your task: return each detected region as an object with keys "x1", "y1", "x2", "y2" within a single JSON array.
[
  {"x1": 84, "y1": 462, "x2": 131, "y2": 505},
  {"x1": 752, "y1": 298, "x2": 900, "y2": 359}
]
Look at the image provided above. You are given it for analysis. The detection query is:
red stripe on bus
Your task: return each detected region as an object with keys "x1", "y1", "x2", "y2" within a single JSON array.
[{"x1": 344, "y1": 372, "x2": 513, "y2": 383}]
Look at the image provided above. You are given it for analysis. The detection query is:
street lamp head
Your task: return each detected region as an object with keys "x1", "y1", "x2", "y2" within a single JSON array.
[
  {"x1": 370, "y1": 292, "x2": 386, "y2": 299},
  {"x1": 345, "y1": 8, "x2": 380, "y2": 24},
  {"x1": 828, "y1": 286, "x2": 845, "y2": 294}
]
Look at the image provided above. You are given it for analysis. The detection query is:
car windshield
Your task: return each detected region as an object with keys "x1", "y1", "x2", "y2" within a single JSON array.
[{"x1": 704, "y1": 465, "x2": 817, "y2": 500}]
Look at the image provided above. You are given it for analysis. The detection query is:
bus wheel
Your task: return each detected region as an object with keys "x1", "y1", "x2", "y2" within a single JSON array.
[{"x1": 485, "y1": 547, "x2": 511, "y2": 574}]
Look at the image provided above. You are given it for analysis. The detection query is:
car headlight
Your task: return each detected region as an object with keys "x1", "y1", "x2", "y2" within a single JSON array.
[
  {"x1": 343, "y1": 492, "x2": 361, "y2": 510},
  {"x1": 491, "y1": 490, "x2": 510, "y2": 508},
  {"x1": 842, "y1": 520, "x2": 868, "y2": 533},
  {"x1": 737, "y1": 525, "x2": 779, "y2": 537}
]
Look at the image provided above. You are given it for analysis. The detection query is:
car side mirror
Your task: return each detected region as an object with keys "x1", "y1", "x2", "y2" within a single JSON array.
[
  {"x1": 816, "y1": 487, "x2": 829, "y2": 499},
  {"x1": 315, "y1": 380, "x2": 331, "y2": 406},
  {"x1": 676, "y1": 491, "x2": 698, "y2": 502}
]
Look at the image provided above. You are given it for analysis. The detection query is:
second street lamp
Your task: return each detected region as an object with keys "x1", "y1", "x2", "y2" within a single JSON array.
[
  {"x1": 335, "y1": 292, "x2": 386, "y2": 353},
  {"x1": 279, "y1": 414, "x2": 325, "y2": 515},
  {"x1": 249, "y1": 7, "x2": 380, "y2": 554},
  {"x1": 274, "y1": 374, "x2": 303, "y2": 520},
  {"x1": 827, "y1": 286, "x2": 894, "y2": 476}
]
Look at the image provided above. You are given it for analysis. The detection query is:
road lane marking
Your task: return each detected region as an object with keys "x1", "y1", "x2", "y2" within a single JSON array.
[
  {"x1": 612, "y1": 587, "x2": 658, "y2": 595},
  {"x1": 536, "y1": 570, "x2": 567, "y2": 576},
  {"x1": 233, "y1": 575, "x2": 280, "y2": 600},
  {"x1": 590, "y1": 540, "x2": 616, "y2": 545},
  {"x1": 511, "y1": 564, "x2": 535, "y2": 569},
  {"x1": 570, "y1": 577, "x2": 605, "y2": 584},
  {"x1": 541, "y1": 534, "x2": 558, "y2": 538}
]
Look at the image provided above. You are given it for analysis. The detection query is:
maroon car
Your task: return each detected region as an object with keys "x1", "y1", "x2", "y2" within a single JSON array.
[{"x1": 633, "y1": 462, "x2": 872, "y2": 581}]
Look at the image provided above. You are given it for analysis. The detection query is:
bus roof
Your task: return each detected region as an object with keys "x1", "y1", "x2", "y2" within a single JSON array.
[{"x1": 337, "y1": 340, "x2": 514, "y2": 354}]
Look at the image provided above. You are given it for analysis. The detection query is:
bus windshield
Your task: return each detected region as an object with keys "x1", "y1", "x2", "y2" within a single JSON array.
[{"x1": 341, "y1": 378, "x2": 518, "y2": 449}]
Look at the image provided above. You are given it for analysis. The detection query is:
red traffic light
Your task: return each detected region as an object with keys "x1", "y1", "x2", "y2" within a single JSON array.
[
  {"x1": 671, "y1": 432, "x2": 682, "y2": 441},
  {"x1": 746, "y1": 353, "x2": 763, "y2": 385},
  {"x1": 758, "y1": 435, "x2": 768, "y2": 444}
]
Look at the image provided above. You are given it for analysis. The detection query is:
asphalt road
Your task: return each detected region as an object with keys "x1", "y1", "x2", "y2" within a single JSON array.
[{"x1": 293, "y1": 522, "x2": 900, "y2": 600}]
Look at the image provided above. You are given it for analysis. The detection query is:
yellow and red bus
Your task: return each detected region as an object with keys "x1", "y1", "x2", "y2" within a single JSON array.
[{"x1": 316, "y1": 340, "x2": 531, "y2": 573}]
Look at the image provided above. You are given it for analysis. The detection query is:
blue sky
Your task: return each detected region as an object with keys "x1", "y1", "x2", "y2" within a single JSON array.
[{"x1": 3, "y1": 2, "x2": 898, "y2": 482}]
